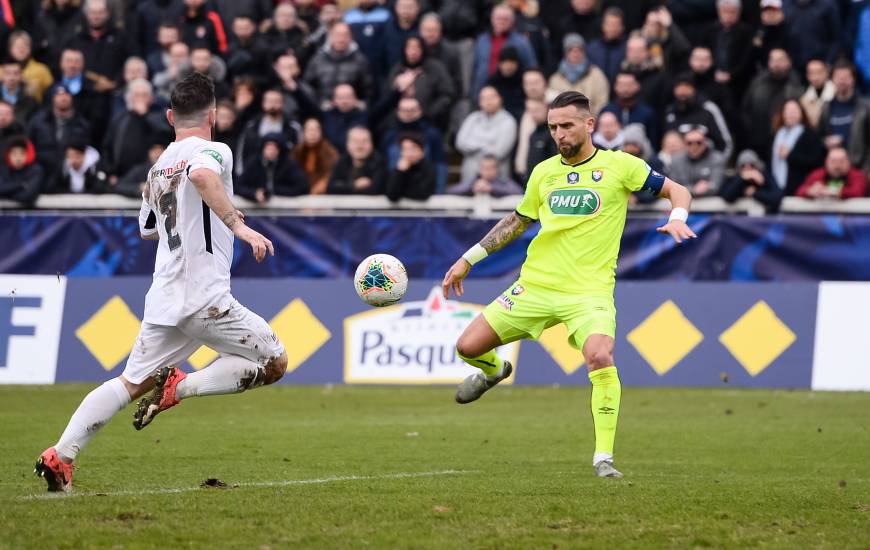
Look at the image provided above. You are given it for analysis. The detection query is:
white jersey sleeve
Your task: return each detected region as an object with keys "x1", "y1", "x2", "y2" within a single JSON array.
[
  {"x1": 138, "y1": 192, "x2": 158, "y2": 237},
  {"x1": 188, "y1": 142, "x2": 233, "y2": 177}
]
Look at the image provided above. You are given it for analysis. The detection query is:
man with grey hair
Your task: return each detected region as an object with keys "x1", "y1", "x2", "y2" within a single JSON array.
[
  {"x1": 419, "y1": 12, "x2": 464, "y2": 96},
  {"x1": 471, "y1": 4, "x2": 537, "y2": 100},
  {"x1": 101, "y1": 78, "x2": 171, "y2": 182}
]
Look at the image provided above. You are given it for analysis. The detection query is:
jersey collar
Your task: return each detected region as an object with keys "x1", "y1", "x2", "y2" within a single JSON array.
[{"x1": 560, "y1": 148, "x2": 598, "y2": 167}]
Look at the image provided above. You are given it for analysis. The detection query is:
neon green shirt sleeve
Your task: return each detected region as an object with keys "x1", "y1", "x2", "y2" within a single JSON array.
[{"x1": 619, "y1": 151, "x2": 653, "y2": 193}]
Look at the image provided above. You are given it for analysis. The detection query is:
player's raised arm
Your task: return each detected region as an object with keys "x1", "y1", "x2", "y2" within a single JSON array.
[
  {"x1": 188, "y1": 167, "x2": 274, "y2": 262},
  {"x1": 656, "y1": 178, "x2": 697, "y2": 244},
  {"x1": 442, "y1": 211, "x2": 533, "y2": 299}
]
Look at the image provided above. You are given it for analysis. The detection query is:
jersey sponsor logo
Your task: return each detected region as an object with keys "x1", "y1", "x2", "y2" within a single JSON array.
[
  {"x1": 496, "y1": 294, "x2": 515, "y2": 310},
  {"x1": 343, "y1": 287, "x2": 519, "y2": 384},
  {"x1": 150, "y1": 160, "x2": 188, "y2": 179},
  {"x1": 567, "y1": 171, "x2": 580, "y2": 184},
  {"x1": 511, "y1": 284, "x2": 525, "y2": 296},
  {"x1": 547, "y1": 188, "x2": 602, "y2": 216},
  {"x1": 201, "y1": 149, "x2": 224, "y2": 165},
  {"x1": 592, "y1": 170, "x2": 603, "y2": 182}
]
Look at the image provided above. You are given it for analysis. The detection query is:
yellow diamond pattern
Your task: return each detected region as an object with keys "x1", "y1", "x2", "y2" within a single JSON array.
[
  {"x1": 270, "y1": 299, "x2": 331, "y2": 374},
  {"x1": 627, "y1": 300, "x2": 703, "y2": 375},
  {"x1": 719, "y1": 301, "x2": 795, "y2": 376},
  {"x1": 188, "y1": 346, "x2": 219, "y2": 370},
  {"x1": 76, "y1": 296, "x2": 141, "y2": 371},
  {"x1": 538, "y1": 323, "x2": 585, "y2": 375}
]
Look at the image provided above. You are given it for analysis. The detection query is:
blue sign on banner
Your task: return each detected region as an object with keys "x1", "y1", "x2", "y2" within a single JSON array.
[{"x1": 55, "y1": 278, "x2": 817, "y2": 389}]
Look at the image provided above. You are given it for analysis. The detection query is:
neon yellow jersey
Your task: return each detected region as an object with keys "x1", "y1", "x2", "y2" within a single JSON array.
[{"x1": 515, "y1": 148, "x2": 664, "y2": 296}]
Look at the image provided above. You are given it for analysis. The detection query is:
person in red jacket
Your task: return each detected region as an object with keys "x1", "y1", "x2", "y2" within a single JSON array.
[{"x1": 796, "y1": 146, "x2": 868, "y2": 199}]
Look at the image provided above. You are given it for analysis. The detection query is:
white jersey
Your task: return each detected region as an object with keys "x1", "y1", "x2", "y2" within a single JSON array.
[{"x1": 139, "y1": 136, "x2": 235, "y2": 325}]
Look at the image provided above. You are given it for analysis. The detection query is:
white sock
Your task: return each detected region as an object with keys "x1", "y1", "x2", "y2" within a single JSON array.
[
  {"x1": 175, "y1": 356, "x2": 264, "y2": 399},
  {"x1": 55, "y1": 378, "x2": 130, "y2": 462},
  {"x1": 593, "y1": 452, "x2": 614, "y2": 466}
]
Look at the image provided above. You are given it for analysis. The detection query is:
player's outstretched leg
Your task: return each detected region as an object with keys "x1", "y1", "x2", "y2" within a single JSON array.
[
  {"x1": 133, "y1": 352, "x2": 288, "y2": 430},
  {"x1": 455, "y1": 315, "x2": 512, "y2": 404},
  {"x1": 36, "y1": 376, "x2": 152, "y2": 491},
  {"x1": 584, "y1": 334, "x2": 623, "y2": 478}
]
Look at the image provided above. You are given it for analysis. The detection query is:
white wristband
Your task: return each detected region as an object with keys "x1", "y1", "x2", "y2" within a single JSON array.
[
  {"x1": 462, "y1": 243, "x2": 488, "y2": 266},
  {"x1": 669, "y1": 207, "x2": 689, "y2": 223}
]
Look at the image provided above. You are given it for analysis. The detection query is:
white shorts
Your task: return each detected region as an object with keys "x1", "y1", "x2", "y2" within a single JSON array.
[{"x1": 122, "y1": 297, "x2": 285, "y2": 384}]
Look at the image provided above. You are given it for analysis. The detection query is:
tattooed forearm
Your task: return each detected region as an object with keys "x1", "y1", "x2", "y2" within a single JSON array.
[
  {"x1": 221, "y1": 211, "x2": 241, "y2": 229},
  {"x1": 480, "y1": 211, "x2": 532, "y2": 254}
]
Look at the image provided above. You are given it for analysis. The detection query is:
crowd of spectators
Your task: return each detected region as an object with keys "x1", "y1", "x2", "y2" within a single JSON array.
[{"x1": 0, "y1": 0, "x2": 867, "y2": 210}]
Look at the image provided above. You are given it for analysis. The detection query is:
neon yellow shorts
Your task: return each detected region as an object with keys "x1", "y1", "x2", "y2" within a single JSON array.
[{"x1": 482, "y1": 281, "x2": 616, "y2": 350}]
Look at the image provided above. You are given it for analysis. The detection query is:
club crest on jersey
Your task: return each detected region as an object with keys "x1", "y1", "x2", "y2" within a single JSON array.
[
  {"x1": 592, "y1": 170, "x2": 603, "y2": 182},
  {"x1": 547, "y1": 188, "x2": 602, "y2": 216},
  {"x1": 511, "y1": 285, "x2": 525, "y2": 296},
  {"x1": 566, "y1": 171, "x2": 580, "y2": 184}
]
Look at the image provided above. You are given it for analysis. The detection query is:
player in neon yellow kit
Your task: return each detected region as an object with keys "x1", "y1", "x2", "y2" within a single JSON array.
[{"x1": 442, "y1": 92, "x2": 696, "y2": 478}]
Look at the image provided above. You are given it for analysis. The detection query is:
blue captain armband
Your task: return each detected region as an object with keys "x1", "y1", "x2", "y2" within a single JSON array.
[{"x1": 640, "y1": 167, "x2": 666, "y2": 195}]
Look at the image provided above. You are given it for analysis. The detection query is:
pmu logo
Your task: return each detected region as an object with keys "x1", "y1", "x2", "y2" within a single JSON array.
[
  {"x1": 0, "y1": 295, "x2": 40, "y2": 367},
  {"x1": 547, "y1": 188, "x2": 602, "y2": 216}
]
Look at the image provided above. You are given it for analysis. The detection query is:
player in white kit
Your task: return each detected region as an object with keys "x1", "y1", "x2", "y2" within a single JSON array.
[{"x1": 35, "y1": 73, "x2": 289, "y2": 492}]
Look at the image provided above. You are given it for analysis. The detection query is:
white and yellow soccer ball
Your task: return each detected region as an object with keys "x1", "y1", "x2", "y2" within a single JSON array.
[{"x1": 354, "y1": 254, "x2": 408, "y2": 307}]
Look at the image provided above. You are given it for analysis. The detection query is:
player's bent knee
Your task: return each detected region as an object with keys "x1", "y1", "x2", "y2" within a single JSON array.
[
  {"x1": 586, "y1": 349, "x2": 614, "y2": 370},
  {"x1": 263, "y1": 352, "x2": 288, "y2": 385},
  {"x1": 456, "y1": 337, "x2": 484, "y2": 359}
]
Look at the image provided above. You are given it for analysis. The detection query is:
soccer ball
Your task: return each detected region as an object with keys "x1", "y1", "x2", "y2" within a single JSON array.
[{"x1": 354, "y1": 254, "x2": 408, "y2": 307}]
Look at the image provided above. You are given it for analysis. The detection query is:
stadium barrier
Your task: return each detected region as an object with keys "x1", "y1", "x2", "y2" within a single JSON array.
[
  {"x1": 3, "y1": 213, "x2": 870, "y2": 280},
  {"x1": 0, "y1": 275, "x2": 866, "y2": 391}
]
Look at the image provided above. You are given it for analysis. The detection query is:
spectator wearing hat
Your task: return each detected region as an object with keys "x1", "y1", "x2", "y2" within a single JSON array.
[
  {"x1": 799, "y1": 59, "x2": 835, "y2": 129},
  {"x1": 599, "y1": 71, "x2": 660, "y2": 147},
  {"x1": 455, "y1": 86, "x2": 517, "y2": 184},
  {"x1": 721, "y1": 149, "x2": 782, "y2": 212},
  {"x1": 115, "y1": 138, "x2": 166, "y2": 198},
  {"x1": 796, "y1": 147, "x2": 868, "y2": 199},
  {"x1": 449, "y1": 154, "x2": 523, "y2": 197},
  {"x1": 485, "y1": 45, "x2": 525, "y2": 121},
  {"x1": 1, "y1": 60, "x2": 38, "y2": 124},
  {"x1": 327, "y1": 126, "x2": 387, "y2": 195},
  {"x1": 100, "y1": 79, "x2": 171, "y2": 182},
  {"x1": 26, "y1": 84, "x2": 92, "y2": 185},
  {"x1": 238, "y1": 132, "x2": 310, "y2": 202},
  {"x1": 549, "y1": 33, "x2": 610, "y2": 115},
  {"x1": 0, "y1": 135, "x2": 43, "y2": 205},
  {"x1": 770, "y1": 98, "x2": 825, "y2": 196},
  {"x1": 668, "y1": 126, "x2": 726, "y2": 197},
  {"x1": 751, "y1": 0, "x2": 788, "y2": 70},
  {"x1": 471, "y1": 4, "x2": 537, "y2": 101},
  {"x1": 53, "y1": 135, "x2": 107, "y2": 195},
  {"x1": 386, "y1": 132, "x2": 436, "y2": 202},
  {"x1": 818, "y1": 61, "x2": 870, "y2": 176},
  {"x1": 664, "y1": 73, "x2": 733, "y2": 159},
  {"x1": 586, "y1": 7, "x2": 628, "y2": 85},
  {"x1": 742, "y1": 47, "x2": 804, "y2": 155},
  {"x1": 291, "y1": 117, "x2": 339, "y2": 195}
]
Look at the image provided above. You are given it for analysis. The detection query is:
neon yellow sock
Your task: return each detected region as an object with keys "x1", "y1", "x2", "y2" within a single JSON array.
[
  {"x1": 456, "y1": 347, "x2": 502, "y2": 378},
  {"x1": 589, "y1": 366, "x2": 621, "y2": 464}
]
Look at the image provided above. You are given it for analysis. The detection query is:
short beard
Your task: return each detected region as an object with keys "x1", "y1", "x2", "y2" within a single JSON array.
[{"x1": 559, "y1": 143, "x2": 581, "y2": 159}]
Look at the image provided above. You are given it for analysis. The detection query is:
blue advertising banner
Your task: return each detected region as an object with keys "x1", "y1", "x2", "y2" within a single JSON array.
[
  {"x1": 1, "y1": 214, "x2": 870, "y2": 281},
  {"x1": 54, "y1": 278, "x2": 817, "y2": 389}
]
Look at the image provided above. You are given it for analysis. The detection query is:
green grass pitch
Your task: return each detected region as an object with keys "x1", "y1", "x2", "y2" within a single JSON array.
[{"x1": 1, "y1": 384, "x2": 868, "y2": 549}]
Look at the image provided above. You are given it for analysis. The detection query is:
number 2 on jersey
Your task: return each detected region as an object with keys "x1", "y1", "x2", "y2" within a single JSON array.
[{"x1": 158, "y1": 191, "x2": 182, "y2": 251}]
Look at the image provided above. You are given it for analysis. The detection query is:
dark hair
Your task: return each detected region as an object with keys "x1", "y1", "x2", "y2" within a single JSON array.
[
  {"x1": 831, "y1": 59, "x2": 857, "y2": 79},
  {"x1": 602, "y1": 6, "x2": 625, "y2": 20},
  {"x1": 170, "y1": 72, "x2": 215, "y2": 120},
  {"x1": 549, "y1": 91, "x2": 591, "y2": 113},
  {"x1": 398, "y1": 132, "x2": 425, "y2": 149}
]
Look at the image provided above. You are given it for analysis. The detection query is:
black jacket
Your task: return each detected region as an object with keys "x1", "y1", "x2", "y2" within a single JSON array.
[
  {"x1": 26, "y1": 108, "x2": 92, "y2": 182},
  {"x1": 525, "y1": 123, "x2": 557, "y2": 185},
  {"x1": 778, "y1": 128, "x2": 826, "y2": 197},
  {"x1": 237, "y1": 153, "x2": 309, "y2": 199},
  {"x1": 101, "y1": 109, "x2": 171, "y2": 178},
  {"x1": 720, "y1": 169, "x2": 782, "y2": 213},
  {"x1": 327, "y1": 152, "x2": 387, "y2": 195},
  {"x1": 386, "y1": 159, "x2": 436, "y2": 202},
  {"x1": 0, "y1": 162, "x2": 42, "y2": 204}
]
